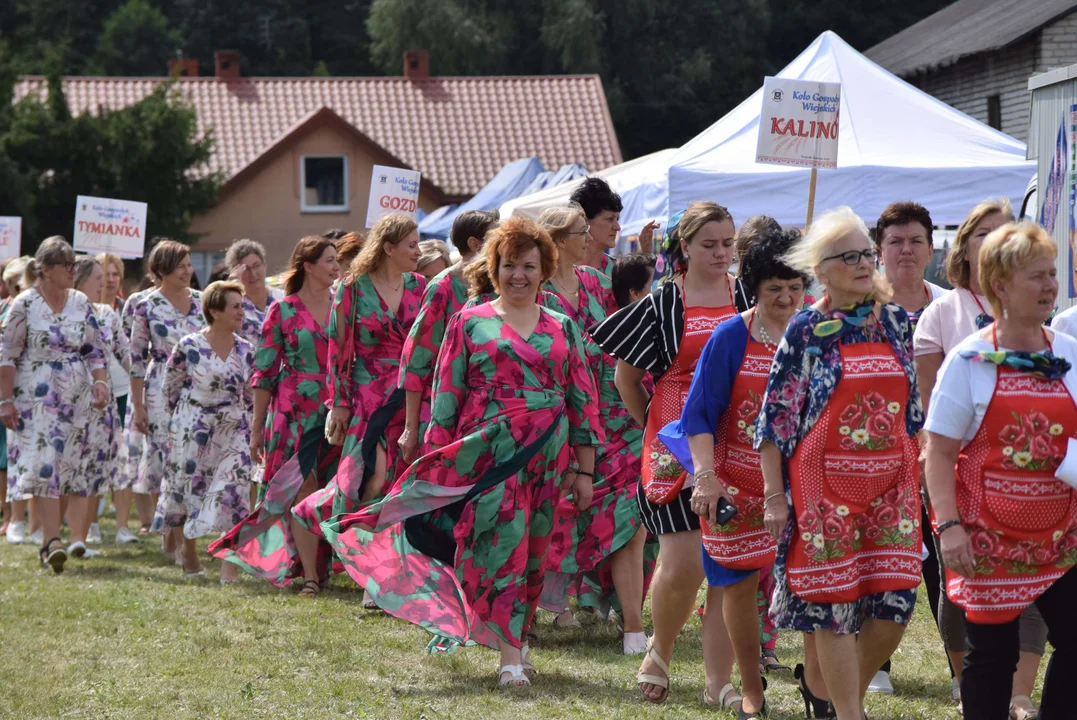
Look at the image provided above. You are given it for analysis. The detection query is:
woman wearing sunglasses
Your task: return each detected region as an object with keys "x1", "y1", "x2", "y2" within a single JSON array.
[
  {"x1": 755, "y1": 208, "x2": 923, "y2": 719},
  {"x1": 0, "y1": 237, "x2": 111, "y2": 572}
]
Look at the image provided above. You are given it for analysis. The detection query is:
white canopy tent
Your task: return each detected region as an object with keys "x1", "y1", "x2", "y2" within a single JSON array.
[
  {"x1": 667, "y1": 31, "x2": 1034, "y2": 228},
  {"x1": 499, "y1": 149, "x2": 677, "y2": 235}
]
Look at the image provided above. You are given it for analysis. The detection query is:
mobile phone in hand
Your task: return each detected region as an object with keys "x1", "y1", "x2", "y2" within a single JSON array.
[{"x1": 716, "y1": 497, "x2": 738, "y2": 525}]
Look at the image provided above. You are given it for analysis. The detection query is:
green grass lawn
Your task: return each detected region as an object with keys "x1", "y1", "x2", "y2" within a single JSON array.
[{"x1": 0, "y1": 518, "x2": 978, "y2": 719}]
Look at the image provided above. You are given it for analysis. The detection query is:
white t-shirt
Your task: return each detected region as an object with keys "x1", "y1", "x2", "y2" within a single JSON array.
[
  {"x1": 1051, "y1": 304, "x2": 1077, "y2": 339},
  {"x1": 914, "y1": 287, "x2": 991, "y2": 357},
  {"x1": 925, "y1": 330, "x2": 1077, "y2": 446}
]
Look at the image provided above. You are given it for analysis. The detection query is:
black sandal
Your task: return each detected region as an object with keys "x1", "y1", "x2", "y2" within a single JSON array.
[
  {"x1": 39, "y1": 537, "x2": 67, "y2": 574},
  {"x1": 298, "y1": 579, "x2": 320, "y2": 597},
  {"x1": 795, "y1": 664, "x2": 835, "y2": 718},
  {"x1": 737, "y1": 699, "x2": 768, "y2": 720},
  {"x1": 760, "y1": 648, "x2": 790, "y2": 673}
]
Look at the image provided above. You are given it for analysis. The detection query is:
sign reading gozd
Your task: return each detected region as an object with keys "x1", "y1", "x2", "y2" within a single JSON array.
[{"x1": 366, "y1": 165, "x2": 421, "y2": 229}]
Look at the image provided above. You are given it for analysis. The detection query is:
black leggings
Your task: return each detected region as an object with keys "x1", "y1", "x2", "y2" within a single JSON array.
[{"x1": 962, "y1": 566, "x2": 1077, "y2": 720}]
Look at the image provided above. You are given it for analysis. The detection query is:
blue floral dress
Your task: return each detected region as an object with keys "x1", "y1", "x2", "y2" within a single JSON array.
[
  {"x1": 129, "y1": 289, "x2": 204, "y2": 494},
  {"x1": 754, "y1": 302, "x2": 923, "y2": 634},
  {"x1": 240, "y1": 286, "x2": 284, "y2": 347},
  {"x1": 153, "y1": 331, "x2": 255, "y2": 538},
  {"x1": 1, "y1": 289, "x2": 107, "y2": 498},
  {"x1": 84, "y1": 303, "x2": 128, "y2": 494}
]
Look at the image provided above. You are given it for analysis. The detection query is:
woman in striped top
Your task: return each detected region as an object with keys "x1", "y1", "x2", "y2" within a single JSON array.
[{"x1": 592, "y1": 201, "x2": 741, "y2": 705}]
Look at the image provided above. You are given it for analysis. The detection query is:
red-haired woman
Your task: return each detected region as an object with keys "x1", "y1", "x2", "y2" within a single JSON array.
[
  {"x1": 322, "y1": 217, "x2": 602, "y2": 686},
  {"x1": 210, "y1": 237, "x2": 341, "y2": 594}
]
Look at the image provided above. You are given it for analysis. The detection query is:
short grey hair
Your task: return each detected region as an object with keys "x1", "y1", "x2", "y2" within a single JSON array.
[
  {"x1": 225, "y1": 238, "x2": 267, "y2": 269},
  {"x1": 28, "y1": 236, "x2": 76, "y2": 283},
  {"x1": 73, "y1": 257, "x2": 102, "y2": 292}
]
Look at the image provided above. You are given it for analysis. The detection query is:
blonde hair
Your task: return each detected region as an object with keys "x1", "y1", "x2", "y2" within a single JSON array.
[
  {"x1": 96, "y1": 253, "x2": 125, "y2": 303},
  {"x1": 536, "y1": 204, "x2": 586, "y2": 246},
  {"x1": 979, "y1": 222, "x2": 1056, "y2": 318},
  {"x1": 784, "y1": 206, "x2": 891, "y2": 303},
  {"x1": 351, "y1": 214, "x2": 417, "y2": 277},
  {"x1": 416, "y1": 239, "x2": 451, "y2": 273},
  {"x1": 464, "y1": 256, "x2": 494, "y2": 298},
  {"x1": 945, "y1": 197, "x2": 1014, "y2": 290},
  {"x1": 201, "y1": 280, "x2": 245, "y2": 324},
  {"x1": 3, "y1": 256, "x2": 33, "y2": 295}
]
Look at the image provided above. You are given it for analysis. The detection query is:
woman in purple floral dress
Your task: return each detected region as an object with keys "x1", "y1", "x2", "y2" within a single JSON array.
[
  {"x1": 294, "y1": 215, "x2": 425, "y2": 536},
  {"x1": 210, "y1": 237, "x2": 342, "y2": 594},
  {"x1": 322, "y1": 218, "x2": 602, "y2": 687},
  {"x1": 0, "y1": 237, "x2": 111, "y2": 573},
  {"x1": 223, "y1": 238, "x2": 284, "y2": 349},
  {"x1": 154, "y1": 281, "x2": 254, "y2": 580},
  {"x1": 120, "y1": 277, "x2": 159, "y2": 537}
]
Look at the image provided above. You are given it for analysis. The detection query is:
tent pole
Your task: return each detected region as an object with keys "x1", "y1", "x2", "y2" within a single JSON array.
[{"x1": 805, "y1": 166, "x2": 818, "y2": 227}]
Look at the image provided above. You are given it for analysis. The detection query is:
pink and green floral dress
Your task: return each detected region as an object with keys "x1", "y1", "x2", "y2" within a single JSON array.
[
  {"x1": 293, "y1": 272, "x2": 427, "y2": 533},
  {"x1": 209, "y1": 295, "x2": 341, "y2": 586},
  {"x1": 541, "y1": 267, "x2": 658, "y2": 617},
  {"x1": 153, "y1": 332, "x2": 254, "y2": 537},
  {"x1": 322, "y1": 303, "x2": 603, "y2": 652},
  {"x1": 129, "y1": 289, "x2": 204, "y2": 494},
  {"x1": 1, "y1": 289, "x2": 107, "y2": 498},
  {"x1": 398, "y1": 269, "x2": 469, "y2": 442}
]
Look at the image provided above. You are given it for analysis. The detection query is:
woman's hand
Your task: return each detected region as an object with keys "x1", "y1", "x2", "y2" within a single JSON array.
[
  {"x1": 0, "y1": 401, "x2": 16, "y2": 431},
  {"x1": 250, "y1": 427, "x2": 265, "y2": 465},
  {"x1": 91, "y1": 382, "x2": 110, "y2": 410},
  {"x1": 568, "y1": 472, "x2": 593, "y2": 512},
  {"x1": 939, "y1": 524, "x2": 975, "y2": 579},
  {"x1": 764, "y1": 496, "x2": 789, "y2": 539},
  {"x1": 637, "y1": 220, "x2": 661, "y2": 254},
  {"x1": 690, "y1": 470, "x2": 733, "y2": 525},
  {"x1": 397, "y1": 423, "x2": 419, "y2": 464},
  {"x1": 326, "y1": 406, "x2": 350, "y2": 446},
  {"x1": 133, "y1": 404, "x2": 149, "y2": 434}
]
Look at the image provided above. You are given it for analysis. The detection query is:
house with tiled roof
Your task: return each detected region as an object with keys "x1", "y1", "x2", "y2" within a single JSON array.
[
  {"x1": 14, "y1": 50, "x2": 622, "y2": 274},
  {"x1": 866, "y1": 0, "x2": 1077, "y2": 143}
]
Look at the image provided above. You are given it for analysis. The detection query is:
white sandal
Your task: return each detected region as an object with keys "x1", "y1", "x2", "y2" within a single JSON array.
[
  {"x1": 636, "y1": 640, "x2": 670, "y2": 703},
  {"x1": 498, "y1": 664, "x2": 531, "y2": 687},
  {"x1": 520, "y1": 645, "x2": 537, "y2": 680},
  {"x1": 704, "y1": 682, "x2": 742, "y2": 711},
  {"x1": 623, "y1": 631, "x2": 648, "y2": 656}
]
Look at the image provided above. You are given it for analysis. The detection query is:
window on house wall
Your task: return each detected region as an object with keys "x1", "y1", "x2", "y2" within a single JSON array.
[
  {"x1": 987, "y1": 94, "x2": 1002, "y2": 130},
  {"x1": 301, "y1": 155, "x2": 348, "y2": 212},
  {"x1": 189, "y1": 251, "x2": 225, "y2": 289}
]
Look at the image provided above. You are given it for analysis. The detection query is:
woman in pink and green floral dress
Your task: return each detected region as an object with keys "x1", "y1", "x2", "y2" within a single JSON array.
[
  {"x1": 397, "y1": 210, "x2": 498, "y2": 464},
  {"x1": 322, "y1": 217, "x2": 602, "y2": 687},
  {"x1": 294, "y1": 215, "x2": 426, "y2": 537},
  {"x1": 536, "y1": 204, "x2": 653, "y2": 655},
  {"x1": 209, "y1": 237, "x2": 342, "y2": 594}
]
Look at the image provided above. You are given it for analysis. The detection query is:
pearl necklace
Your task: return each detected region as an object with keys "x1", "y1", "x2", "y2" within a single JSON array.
[{"x1": 758, "y1": 321, "x2": 779, "y2": 351}]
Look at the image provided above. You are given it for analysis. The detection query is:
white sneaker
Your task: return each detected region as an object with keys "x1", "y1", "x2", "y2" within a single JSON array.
[
  {"x1": 5, "y1": 520, "x2": 26, "y2": 544},
  {"x1": 29, "y1": 528, "x2": 43, "y2": 545},
  {"x1": 87, "y1": 523, "x2": 102, "y2": 544},
  {"x1": 68, "y1": 541, "x2": 87, "y2": 558},
  {"x1": 82, "y1": 547, "x2": 101, "y2": 558},
  {"x1": 867, "y1": 670, "x2": 894, "y2": 694},
  {"x1": 952, "y1": 677, "x2": 961, "y2": 703},
  {"x1": 623, "y1": 632, "x2": 648, "y2": 655},
  {"x1": 115, "y1": 526, "x2": 139, "y2": 544}
]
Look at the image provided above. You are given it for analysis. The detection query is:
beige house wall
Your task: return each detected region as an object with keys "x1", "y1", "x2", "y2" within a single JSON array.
[{"x1": 189, "y1": 124, "x2": 442, "y2": 274}]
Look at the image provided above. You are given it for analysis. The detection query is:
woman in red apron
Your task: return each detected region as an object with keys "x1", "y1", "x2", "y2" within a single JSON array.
[
  {"x1": 925, "y1": 222, "x2": 1077, "y2": 720},
  {"x1": 755, "y1": 208, "x2": 923, "y2": 720},
  {"x1": 659, "y1": 228, "x2": 809, "y2": 719},
  {"x1": 592, "y1": 201, "x2": 743, "y2": 706}
]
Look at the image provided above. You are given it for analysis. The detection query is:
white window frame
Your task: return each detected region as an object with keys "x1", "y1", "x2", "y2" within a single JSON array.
[{"x1": 300, "y1": 154, "x2": 349, "y2": 213}]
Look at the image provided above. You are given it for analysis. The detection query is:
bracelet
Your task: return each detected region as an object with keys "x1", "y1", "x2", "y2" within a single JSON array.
[
  {"x1": 694, "y1": 468, "x2": 717, "y2": 481},
  {"x1": 575, "y1": 470, "x2": 595, "y2": 479},
  {"x1": 93, "y1": 380, "x2": 109, "y2": 389},
  {"x1": 0, "y1": 398, "x2": 12, "y2": 407},
  {"x1": 935, "y1": 519, "x2": 963, "y2": 535},
  {"x1": 763, "y1": 492, "x2": 786, "y2": 505}
]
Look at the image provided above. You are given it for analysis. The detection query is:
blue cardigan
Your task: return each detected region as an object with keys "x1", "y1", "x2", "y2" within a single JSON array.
[{"x1": 657, "y1": 315, "x2": 749, "y2": 475}]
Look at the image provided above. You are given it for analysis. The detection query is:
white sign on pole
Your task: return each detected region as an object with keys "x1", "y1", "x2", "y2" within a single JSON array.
[
  {"x1": 366, "y1": 165, "x2": 421, "y2": 229},
  {"x1": 73, "y1": 195, "x2": 148, "y2": 258},
  {"x1": 0, "y1": 217, "x2": 22, "y2": 262},
  {"x1": 756, "y1": 77, "x2": 841, "y2": 169}
]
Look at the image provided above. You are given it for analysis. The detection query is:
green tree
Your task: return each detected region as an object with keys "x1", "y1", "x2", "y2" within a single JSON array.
[{"x1": 92, "y1": 0, "x2": 184, "y2": 76}]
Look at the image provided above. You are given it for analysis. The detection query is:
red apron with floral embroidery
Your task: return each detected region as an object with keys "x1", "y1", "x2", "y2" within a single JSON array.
[
  {"x1": 643, "y1": 303, "x2": 737, "y2": 504},
  {"x1": 949, "y1": 365, "x2": 1077, "y2": 624},
  {"x1": 703, "y1": 338, "x2": 777, "y2": 570},
  {"x1": 786, "y1": 342, "x2": 922, "y2": 603}
]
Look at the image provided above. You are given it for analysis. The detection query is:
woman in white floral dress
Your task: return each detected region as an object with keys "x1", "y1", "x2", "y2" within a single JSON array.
[
  {"x1": 154, "y1": 280, "x2": 255, "y2": 580},
  {"x1": 120, "y1": 276, "x2": 158, "y2": 538},
  {"x1": 74, "y1": 258, "x2": 129, "y2": 541},
  {"x1": 0, "y1": 237, "x2": 110, "y2": 573},
  {"x1": 129, "y1": 241, "x2": 204, "y2": 504},
  {"x1": 224, "y1": 238, "x2": 283, "y2": 347}
]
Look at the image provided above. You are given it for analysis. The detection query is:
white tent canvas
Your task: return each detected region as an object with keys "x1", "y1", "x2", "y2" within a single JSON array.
[
  {"x1": 667, "y1": 31, "x2": 1034, "y2": 227},
  {"x1": 500, "y1": 149, "x2": 677, "y2": 235}
]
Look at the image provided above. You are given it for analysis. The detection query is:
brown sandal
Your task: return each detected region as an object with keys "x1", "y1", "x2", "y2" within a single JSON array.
[{"x1": 298, "y1": 579, "x2": 320, "y2": 597}]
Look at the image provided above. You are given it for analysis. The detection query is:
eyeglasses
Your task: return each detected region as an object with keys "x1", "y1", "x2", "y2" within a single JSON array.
[
  {"x1": 62, "y1": 262, "x2": 76, "y2": 273},
  {"x1": 823, "y1": 249, "x2": 878, "y2": 266},
  {"x1": 565, "y1": 226, "x2": 591, "y2": 236}
]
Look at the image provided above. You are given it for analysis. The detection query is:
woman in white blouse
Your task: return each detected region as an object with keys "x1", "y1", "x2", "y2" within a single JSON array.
[{"x1": 925, "y1": 222, "x2": 1077, "y2": 720}]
